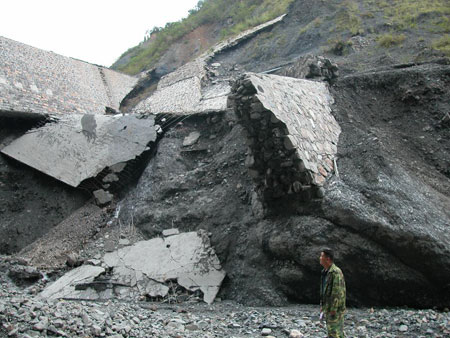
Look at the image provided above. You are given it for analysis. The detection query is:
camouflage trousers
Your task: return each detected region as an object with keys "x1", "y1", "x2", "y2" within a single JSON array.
[{"x1": 326, "y1": 312, "x2": 345, "y2": 338}]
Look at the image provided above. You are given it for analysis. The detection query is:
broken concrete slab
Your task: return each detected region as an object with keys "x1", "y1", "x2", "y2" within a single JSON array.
[
  {"x1": 40, "y1": 265, "x2": 105, "y2": 300},
  {"x1": 162, "y1": 228, "x2": 180, "y2": 237},
  {"x1": 103, "y1": 230, "x2": 225, "y2": 304},
  {"x1": 1, "y1": 114, "x2": 156, "y2": 187},
  {"x1": 39, "y1": 230, "x2": 226, "y2": 304}
]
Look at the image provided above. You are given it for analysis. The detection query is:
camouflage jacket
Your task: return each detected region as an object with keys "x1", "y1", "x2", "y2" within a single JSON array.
[{"x1": 320, "y1": 263, "x2": 346, "y2": 314}]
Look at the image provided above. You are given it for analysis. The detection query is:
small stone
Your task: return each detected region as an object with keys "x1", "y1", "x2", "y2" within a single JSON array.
[
  {"x1": 186, "y1": 323, "x2": 199, "y2": 331},
  {"x1": 91, "y1": 325, "x2": 102, "y2": 336},
  {"x1": 284, "y1": 136, "x2": 296, "y2": 150},
  {"x1": 261, "y1": 328, "x2": 272, "y2": 336},
  {"x1": 33, "y1": 320, "x2": 48, "y2": 331},
  {"x1": 93, "y1": 189, "x2": 113, "y2": 205},
  {"x1": 289, "y1": 329, "x2": 304, "y2": 337},
  {"x1": 399, "y1": 324, "x2": 408, "y2": 332},
  {"x1": 183, "y1": 132, "x2": 201, "y2": 147}
]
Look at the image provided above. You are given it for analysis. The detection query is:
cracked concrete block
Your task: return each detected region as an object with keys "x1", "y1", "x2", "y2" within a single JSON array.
[
  {"x1": 40, "y1": 231, "x2": 225, "y2": 304},
  {"x1": 103, "y1": 231, "x2": 225, "y2": 304},
  {"x1": 162, "y1": 228, "x2": 180, "y2": 237},
  {"x1": 40, "y1": 265, "x2": 105, "y2": 300}
]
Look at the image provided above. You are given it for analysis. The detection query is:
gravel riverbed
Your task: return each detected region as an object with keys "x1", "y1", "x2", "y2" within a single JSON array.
[{"x1": 1, "y1": 264, "x2": 449, "y2": 338}]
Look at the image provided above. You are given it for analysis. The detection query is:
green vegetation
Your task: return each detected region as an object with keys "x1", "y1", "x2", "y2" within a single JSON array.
[
  {"x1": 299, "y1": 18, "x2": 323, "y2": 35},
  {"x1": 432, "y1": 35, "x2": 450, "y2": 55},
  {"x1": 381, "y1": 0, "x2": 449, "y2": 30},
  {"x1": 336, "y1": 1, "x2": 364, "y2": 35},
  {"x1": 113, "y1": 0, "x2": 294, "y2": 75},
  {"x1": 377, "y1": 33, "x2": 406, "y2": 47}
]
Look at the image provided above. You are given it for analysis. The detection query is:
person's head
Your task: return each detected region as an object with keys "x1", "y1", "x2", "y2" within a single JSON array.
[{"x1": 320, "y1": 248, "x2": 334, "y2": 269}]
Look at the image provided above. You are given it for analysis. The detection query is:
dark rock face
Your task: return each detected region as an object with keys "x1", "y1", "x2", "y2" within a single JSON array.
[{"x1": 323, "y1": 63, "x2": 450, "y2": 307}]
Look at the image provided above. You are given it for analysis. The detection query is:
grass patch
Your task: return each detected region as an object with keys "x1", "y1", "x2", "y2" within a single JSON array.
[
  {"x1": 381, "y1": 0, "x2": 449, "y2": 30},
  {"x1": 432, "y1": 34, "x2": 450, "y2": 55},
  {"x1": 336, "y1": 0, "x2": 364, "y2": 35},
  {"x1": 299, "y1": 17, "x2": 323, "y2": 35},
  {"x1": 377, "y1": 33, "x2": 406, "y2": 47}
]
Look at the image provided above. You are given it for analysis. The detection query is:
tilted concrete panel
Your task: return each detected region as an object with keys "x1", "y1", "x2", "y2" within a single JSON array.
[
  {"x1": 0, "y1": 36, "x2": 137, "y2": 115},
  {"x1": 1, "y1": 114, "x2": 156, "y2": 187}
]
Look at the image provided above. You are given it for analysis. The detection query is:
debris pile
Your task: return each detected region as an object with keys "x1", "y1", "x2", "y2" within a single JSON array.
[{"x1": 39, "y1": 230, "x2": 226, "y2": 305}]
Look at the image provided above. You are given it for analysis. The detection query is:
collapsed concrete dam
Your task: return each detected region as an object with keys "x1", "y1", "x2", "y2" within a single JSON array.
[
  {"x1": 0, "y1": 36, "x2": 137, "y2": 116},
  {"x1": 1, "y1": 30, "x2": 449, "y2": 309}
]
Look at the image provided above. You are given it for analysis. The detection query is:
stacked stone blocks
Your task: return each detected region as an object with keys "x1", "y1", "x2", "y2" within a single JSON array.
[{"x1": 229, "y1": 73, "x2": 341, "y2": 200}]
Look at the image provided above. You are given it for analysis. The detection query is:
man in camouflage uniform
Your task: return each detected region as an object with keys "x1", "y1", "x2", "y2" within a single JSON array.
[{"x1": 320, "y1": 248, "x2": 346, "y2": 338}]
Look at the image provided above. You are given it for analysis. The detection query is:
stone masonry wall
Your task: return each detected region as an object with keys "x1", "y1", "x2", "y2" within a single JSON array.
[
  {"x1": 229, "y1": 73, "x2": 341, "y2": 201},
  {"x1": 0, "y1": 36, "x2": 137, "y2": 115}
]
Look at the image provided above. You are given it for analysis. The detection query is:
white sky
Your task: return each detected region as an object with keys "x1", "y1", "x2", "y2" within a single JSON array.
[{"x1": 0, "y1": 0, "x2": 200, "y2": 67}]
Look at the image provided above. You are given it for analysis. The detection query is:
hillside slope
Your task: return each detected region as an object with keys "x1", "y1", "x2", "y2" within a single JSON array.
[{"x1": 112, "y1": 0, "x2": 449, "y2": 76}]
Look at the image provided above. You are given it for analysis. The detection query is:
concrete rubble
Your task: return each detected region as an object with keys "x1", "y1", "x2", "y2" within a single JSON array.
[
  {"x1": 229, "y1": 73, "x2": 341, "y2": 200},
  {"x1": 133, "y1": 15, "x2": 286, "y2": 115},
  {"x1": 1, "y1": 114, "x2": 157, "y2": 187},
  {"x1": 40, "y1": 230, "x2": 226, "y2": 304}
]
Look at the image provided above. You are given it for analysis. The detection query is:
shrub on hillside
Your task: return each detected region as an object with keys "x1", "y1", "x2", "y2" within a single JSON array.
[
  {"x1": 377, "y1": 33, "x2": 406, "y2": 47},
  {"x1": 432, "y1": 35, "x2": 450, "y2": 56}
]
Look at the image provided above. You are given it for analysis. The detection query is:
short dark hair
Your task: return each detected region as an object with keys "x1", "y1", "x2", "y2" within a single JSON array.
[{"x1": 321, "y1": 248, "x2": 334, "y2": 261}]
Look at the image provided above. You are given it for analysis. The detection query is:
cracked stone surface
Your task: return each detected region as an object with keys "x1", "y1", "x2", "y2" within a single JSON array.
[
  {"x1": 0, "y1": 36, "x2": 137, "y2": 115},
  {"x1": 1, "y1": 114, "x2": 157, "y2": 187}
]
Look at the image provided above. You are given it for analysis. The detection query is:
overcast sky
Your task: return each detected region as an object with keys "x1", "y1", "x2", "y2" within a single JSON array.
[{"x1": 1, "y1": 0, "x2": 200, "y2": 67}]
